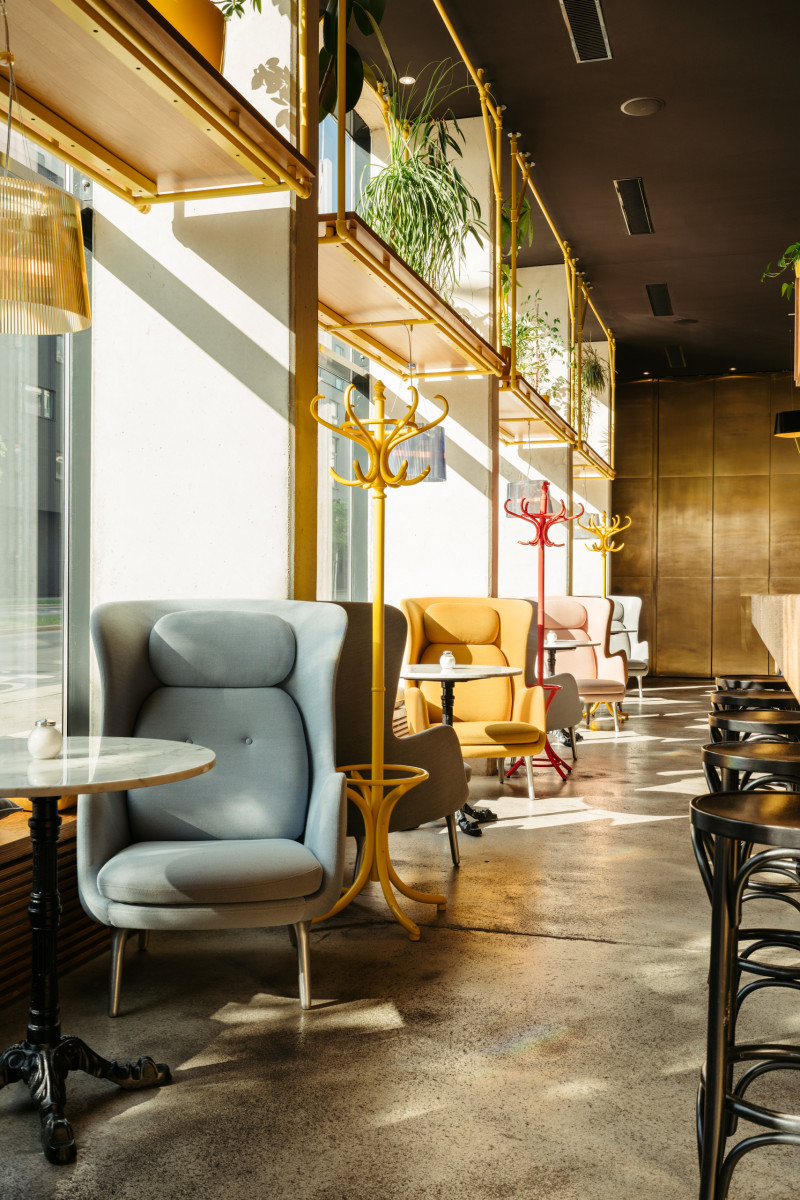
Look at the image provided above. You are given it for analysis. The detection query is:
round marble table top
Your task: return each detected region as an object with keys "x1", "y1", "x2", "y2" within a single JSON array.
[
  {"x1": 401, "y1": 664, "x2": 522, "y2": 682},
  {"x1": 542, "y1": 639, "x2": 600, "y2": 651},
  {"x1": 0, "y1": 736, "x2": 215, "y2": 796}
]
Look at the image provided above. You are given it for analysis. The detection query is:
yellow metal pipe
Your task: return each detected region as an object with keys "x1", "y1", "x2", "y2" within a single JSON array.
[
  {"x1": 299, "y1": 0, "x2": 309, "y2": 161},
  {"x1": 509, "y1": 134, "x2": 519, "y2": 389},
  {"x1": 429, "y1": 0, "x2": 501, "y2": 124},
  {"x1": 132, "y1": 182, "x2": 284, "y2": 206},
  {"x1": 336, "y1": 0, "x2": 347, "y2": 233},
  {"x1": 495, "y1": 102, "x2": 504, "y2": 353},
  {"x1": 326, "y1": 318, "x2": 435, "y2": 332}
]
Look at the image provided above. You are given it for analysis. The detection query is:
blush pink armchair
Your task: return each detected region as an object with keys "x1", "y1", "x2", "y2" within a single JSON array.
[{"x1": 537, "y1": 596, "x2": 628, "y2": 731}]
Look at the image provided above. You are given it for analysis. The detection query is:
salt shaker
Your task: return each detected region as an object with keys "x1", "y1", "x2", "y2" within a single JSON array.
[
  {"x1": 27, "y1": 718, "x2": 63, "y2": 760},
  {"x1": 439, "y1": 650, "x2": 456, "y2": 670}
]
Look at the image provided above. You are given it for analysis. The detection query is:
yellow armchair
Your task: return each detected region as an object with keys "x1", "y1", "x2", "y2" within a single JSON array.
[{"x1": 400, "y1": 597, "x2": 546, "y2": 799}]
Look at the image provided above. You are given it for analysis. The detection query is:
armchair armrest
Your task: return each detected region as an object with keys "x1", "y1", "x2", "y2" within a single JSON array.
[
  {"x1": 630, "y1": 638, "x2": 649, "y2": 663},
  {"x1": 77, "y1": 791, "x2": 133, "y2": 925},
  {"x1": 403, "y1": 685, "x2": 431, "y2": 733},
  {"x1": 303, "y1": 770, "x2": 347, "y2": 914},
  {"x1": 517, "y1": 684, "x2": 546, "y2": 732}
]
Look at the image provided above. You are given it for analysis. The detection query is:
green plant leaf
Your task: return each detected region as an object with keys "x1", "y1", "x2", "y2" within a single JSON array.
[{"x1": 343, "y1": 43, "x2": 365, "y2": 113}]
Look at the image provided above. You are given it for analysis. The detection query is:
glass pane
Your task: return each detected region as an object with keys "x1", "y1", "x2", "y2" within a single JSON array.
[{"x1": 0, "y1": 142, "x2": 71, "y2": 746}]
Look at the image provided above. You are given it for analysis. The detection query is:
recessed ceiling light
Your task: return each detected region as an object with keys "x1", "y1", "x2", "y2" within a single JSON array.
[
  {"x1": 730, "y1": 367, "x2": 737, "y2": 372},
  {"x1": 621, "y1": 97, "x2": 665, "y2": 117},
  {"x1": 643, "y1": 371, "x2": 651, "y2": 376},
  {"x1": 398, "y1": 75, "x2": 416, "y2": 85}
]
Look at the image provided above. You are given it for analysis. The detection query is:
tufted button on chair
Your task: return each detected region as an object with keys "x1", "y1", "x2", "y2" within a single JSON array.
[
  {"x1": 400, "y1": 597, "x2": 546, "y2": 800},
  {"x1": 79, "y1": 600, "x2": 348, "y2": 1016},
  {"x1": 608, "y1": 594, "x2": 649, "y2": 700}
]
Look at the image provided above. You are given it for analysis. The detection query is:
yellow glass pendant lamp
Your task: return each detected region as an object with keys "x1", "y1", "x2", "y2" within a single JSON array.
[
  {"x1": 150, "y1": 0, "x2": 226, "y2": 70},
  {"x1": 0, "y1": 175, "x2": 90, "y2": 335}
]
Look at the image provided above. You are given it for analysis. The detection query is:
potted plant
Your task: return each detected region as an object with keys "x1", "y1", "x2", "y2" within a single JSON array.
[
  {"x1": 578, "y1": 345, "x2": 608, "y2": 433},
  {"x1": 356, "y1": 63, "x2": 487, "y2": 302},
  {"x1": 501, "y1": 289, "x2": 569, "y2": 411}
]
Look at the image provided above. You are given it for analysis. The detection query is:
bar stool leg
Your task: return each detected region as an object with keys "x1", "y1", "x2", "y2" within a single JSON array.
[{"x1": 699, "y1": 835, "x2": 740, "y2": 1200}]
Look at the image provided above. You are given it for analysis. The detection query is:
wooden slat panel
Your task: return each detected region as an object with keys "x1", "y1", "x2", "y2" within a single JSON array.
[
  {"x1": 657, "y1": 476, "x2": 713, "y2": 578},
  {"x1": 656, "y1": 576, "x2": 712, "y2": 676},
  {"x1": 713, "y1": 475, "x2": 770, "y2": 576},
  {"x1": 658, "y1": 379, "x2": 714, "y2": 477},
  {"x1": 608, "y1": 574, "x2": 654, "y2": 651},
  {"x1": 0, "y1": 814, "x2": 109, "y2": 1011},
  {"x1": 713, "y1": 376, "x2": 771, "y2": 476},
  {"x1": 711, "y1": 576, "x2": 770, "y2": 675}
]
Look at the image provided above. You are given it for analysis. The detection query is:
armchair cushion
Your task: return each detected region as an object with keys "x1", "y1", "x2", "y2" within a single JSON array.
[
  {"x1": 455, "y1": 720, "x2": 541, "y2": 746},
  {"x1": 97, "y1": 839, "x2": 323, "y2": 906},
  {"x1": 576, "y1": 678, "x2": 627, "y2": 699},
  {"x1": 129, "y1": 686, "x2": 309, "y2": 842},
  {"x1": 150, "y1": 610, "x2": 296, "y2": 688},
  {"x1": 423, "y1": 603, "x2": 500, "y2": 646}
]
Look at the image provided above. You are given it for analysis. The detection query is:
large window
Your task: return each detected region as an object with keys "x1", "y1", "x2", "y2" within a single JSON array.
[{"x1": 0, "y1": 146, "x2": 81, "y2": 742}]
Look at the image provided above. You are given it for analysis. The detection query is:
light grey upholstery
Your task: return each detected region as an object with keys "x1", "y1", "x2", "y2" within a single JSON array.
[
  {"x1": 332, "y1": 602, "x2": 468, "y2": 868},
  {"x1": 608, "y1": 594, "x2": 650, "y2": 700},
  {"x1": 79, "y1": 599, "x2": 348, "y2": 1014}
]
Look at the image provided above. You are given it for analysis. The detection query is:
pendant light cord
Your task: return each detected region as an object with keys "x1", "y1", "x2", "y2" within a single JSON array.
[{"x1": 0, "y1": 0, "x2": 12, "y2": 178}]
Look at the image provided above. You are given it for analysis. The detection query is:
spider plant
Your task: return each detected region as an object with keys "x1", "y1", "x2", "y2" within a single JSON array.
[
  {"x1": 577, "y1": 346, "x2": 609, "y2": 435},
  {"x1": 357, "y1": 63, "x2": 487, "y2": 302}
]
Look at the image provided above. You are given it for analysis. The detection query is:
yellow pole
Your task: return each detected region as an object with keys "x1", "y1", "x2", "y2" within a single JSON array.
[
  {"x1": 609, "y1": 333, "x2": 616, "y2": 470},
  {"x1": 370, "y1": 389, "x2": 387, "y2": 881},
  {"x1": 495, "y1": 103, "x2": 504, "y2": 353}
]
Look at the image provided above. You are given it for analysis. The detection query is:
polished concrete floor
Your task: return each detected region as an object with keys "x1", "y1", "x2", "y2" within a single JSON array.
[{"x1": 1, "y1": 682, "x2": 799, "y2": 1198}]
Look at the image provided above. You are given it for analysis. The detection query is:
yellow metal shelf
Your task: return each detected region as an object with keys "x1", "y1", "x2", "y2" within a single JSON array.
[
  {"x1": 318, "y1": 212, "x2": 506, "y2": 381},
  {"x1": 573, "y1": 441, "x2": 615, "y2": 480},
  {"x1": 3, "y1": 0, "x2": 314, "y2": 206},
  {"x1": 498, "y1": 374, "x2": 577, "y2": 447}
]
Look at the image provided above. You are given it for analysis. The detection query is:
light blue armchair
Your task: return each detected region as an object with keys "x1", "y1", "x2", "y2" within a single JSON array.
[
  {"x1": 79, "y1": 600, "x2": 348, "y2": 1015},
  {"x1": 608, "y1": 594, "x2": 650, "y2": 700}
]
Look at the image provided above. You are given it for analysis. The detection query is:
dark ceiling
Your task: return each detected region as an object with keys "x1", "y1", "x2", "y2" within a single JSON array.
[{"x1": 360, "y1": 0, "x2": 800, "y2": 379}]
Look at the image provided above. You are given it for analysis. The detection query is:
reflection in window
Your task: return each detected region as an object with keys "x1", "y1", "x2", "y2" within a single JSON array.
[{"x1": 0, "y1": 143, "x2": 76, "y2": 744}]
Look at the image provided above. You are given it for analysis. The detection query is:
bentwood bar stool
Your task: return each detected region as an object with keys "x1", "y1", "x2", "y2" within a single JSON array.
[
  {"x1": 715, "y1": 675, "x2": 790, "y2": 692},
  {"x1": 708, "y1": 709, "x2": 800, "y2": 745},
  {"x1": 702, "y1": 740, "x2": 800, "y2": 793},
  {"x1": 710, "y1": 688, "x2": 799, "y2": 713},
  {"x1": 690, "y1": 792, "x2": 800, "y2": 1200}
]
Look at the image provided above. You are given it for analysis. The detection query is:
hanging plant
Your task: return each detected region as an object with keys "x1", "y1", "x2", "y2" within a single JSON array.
[
  {"x1": 761, "y1": 241, "x2": 800, "y2": 298},
  {"x1": 217, "y1": 0, "x2": 392, "y2": 122},
  {"x1": 357, "y1": 63, "x2": 487, "y2": 302},
  {"x1": 499, "y1": 195, "x2": 533, "y2": 304},
  {"x1": 577, "y1": 346, "x2": 608, "y2": 434}
]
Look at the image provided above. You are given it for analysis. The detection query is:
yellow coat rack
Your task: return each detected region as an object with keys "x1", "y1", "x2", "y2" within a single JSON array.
[{"x1": 310, "y1": 380, "x2": 449, "y2": 940}]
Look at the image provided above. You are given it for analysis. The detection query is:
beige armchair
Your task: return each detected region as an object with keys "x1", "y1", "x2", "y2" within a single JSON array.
[{"x1": 401, "y1": 597, "x2": 546, "y2": 800}]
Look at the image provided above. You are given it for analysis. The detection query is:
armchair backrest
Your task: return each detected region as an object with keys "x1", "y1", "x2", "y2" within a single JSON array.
[
  {"x1": 533, "y1": 596, "x2": 627, "y2": 683},
  {"x1": 609, "y1": 594, "x2": 647, "y2": 662},
  {"x1": 402, "y1": 597, "x2": 533, "y2": 724},
  {"x1": 90, "y1": 599, "x2": 347, "y2": 843}
]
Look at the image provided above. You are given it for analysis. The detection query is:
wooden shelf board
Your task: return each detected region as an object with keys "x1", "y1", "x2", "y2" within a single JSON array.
[
  {"x1": 573, "y1": 441, "x2": 615, "y2": 479},
  {"x1": 318, "y1": 213, "x2": 505, "y2": 381},
  {"x1": 4, "y1": 0, "x2": 313, "y2": 204},
  {"x1": 498, "y1": 375, "x2": 577, "y2": 446}
]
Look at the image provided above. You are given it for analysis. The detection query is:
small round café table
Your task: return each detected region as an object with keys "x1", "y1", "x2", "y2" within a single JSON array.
[
  {"x1": 0, "y1": 735, "x2": 215, "y2": 1165},
  {"x1": 401, "y1": 663, "x2": 522, "y2": 836}
]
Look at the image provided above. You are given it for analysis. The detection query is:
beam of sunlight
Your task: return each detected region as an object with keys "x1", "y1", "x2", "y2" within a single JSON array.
[{"x1": 211, "y1": 996, "x2": 405, "y2": 1032}]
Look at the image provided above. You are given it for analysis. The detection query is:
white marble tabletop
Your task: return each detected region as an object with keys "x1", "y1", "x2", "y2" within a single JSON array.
[
  {"x1": 401, "y1": 664, "x2": 522, "y2": 683},
  {"x1": 0, "y1": 736, "x2": 215, "y2": 797},
  {"x1": 543, "y1": 639, "x2": 599, "y2": 651}
]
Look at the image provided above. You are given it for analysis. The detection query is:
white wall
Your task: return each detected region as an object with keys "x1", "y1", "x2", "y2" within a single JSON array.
[{"x1": 90, "y1": 6, "x2": 297, "y2": 607}]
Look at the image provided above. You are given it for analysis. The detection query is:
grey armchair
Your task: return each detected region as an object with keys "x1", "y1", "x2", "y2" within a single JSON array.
[
  {"x1": 79, "y1": 599, "x2": 348, "y2": 1016},
  {"x1": 333, "y1": 602, "x2": 469, "y2": 867},
  {"x1": 526, "y1": 603, "x2": 584, "y2": 760},
  {"x1": 609, "y1": 594, "x2": 650, "y2": 700}
]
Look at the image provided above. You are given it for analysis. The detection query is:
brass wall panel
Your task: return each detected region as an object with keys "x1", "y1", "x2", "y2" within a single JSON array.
[
  {"x1": 713, "y1": 475, "x2": 770, "y2": 576},
  {"x1": 656, "y1": 576, "x2": 712, "y2": 676},
  {"x1": 658, "y1": 379, "x2": 714, "y2": 477},
  {"x1": 713, "y1": 377, "x2": 771, "y2": 477},
  {"x1": 770, "y1": 475, "x2": 800, "y2": 568},
  {"x1": 711, "y1": 576, "x2": 770, "y2": 675},
  {"x1": 614, "y1": 385, "x2": 656, "y2": 479},
  {"x1": 609, "y1": 478, "x2": 655, "y2": 578},
  {"x1": 610, "y1": 574, "x2": 654, "y2": 648},
  {"x1": 770, "y1": 373, "x2": 800, "y2": 477},
  {"x1": 657, "y1": 476, "x2": 713, "y2": 577}
]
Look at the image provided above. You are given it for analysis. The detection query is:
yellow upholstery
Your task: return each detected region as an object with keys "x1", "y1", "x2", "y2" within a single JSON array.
[{"x1": 401, "y1": 596, "x2": 546, "y2": 766}]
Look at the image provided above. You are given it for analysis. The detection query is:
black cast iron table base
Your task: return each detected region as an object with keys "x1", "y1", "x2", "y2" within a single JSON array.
[
  {"x1": 439, "y1": 679, "x2": 497, "y2": 836},
  {"x1": 1, "y1": 793, "x2": 171, "y2": 1164},
  {"x1": 0, "y1": 1037, "x2": 169, "y2": 1164}
]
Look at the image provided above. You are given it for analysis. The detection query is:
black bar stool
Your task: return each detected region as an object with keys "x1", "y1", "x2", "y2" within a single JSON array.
[
  {"x1": 702, "y1": 740, "x2": 800, "y2": 792},
  {"x1": 715, "y1": 675, "x2": 790, "y2": 692},
  {"x1": 691, "y1": 791, "x2": 800, "y2": 1200},
  {"x1": 708, "y1": 709, "x2": 800, "y2": 745},
  {"x1": 711, "y1": 689, "x2": 799, "y2": 713}
]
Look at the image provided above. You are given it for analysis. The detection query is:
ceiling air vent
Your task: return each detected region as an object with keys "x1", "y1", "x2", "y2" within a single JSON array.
[
  {"x1": 614, "y1": 177, "x2": 654, "y2": 235},
  {"x1": 646, "y1": 283, "x2": 672, "y2": 316},
  {"x1": 664, "y1": 345, "x2": 686, "y2": 369},
  {"x1": 558, "y1": 0, "x2": 612, "y2": 63}
]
